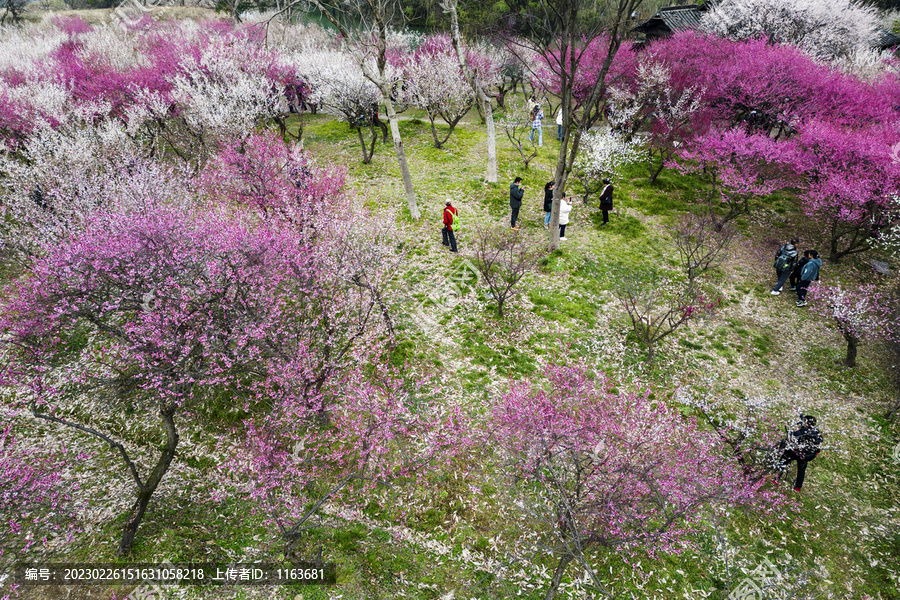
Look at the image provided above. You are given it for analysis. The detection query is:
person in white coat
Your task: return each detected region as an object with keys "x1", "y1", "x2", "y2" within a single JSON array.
[
  {"x1": 559, "y1": 197, "x2": 572, "y2": 240},
  {"x1": 556, "y1": 107, "x2": 563, "y2": 141}
]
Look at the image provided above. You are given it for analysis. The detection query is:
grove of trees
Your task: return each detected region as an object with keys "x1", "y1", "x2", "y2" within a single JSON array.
[{"x1": 0, "y1": 0, "x2": 899, "y2": 598}]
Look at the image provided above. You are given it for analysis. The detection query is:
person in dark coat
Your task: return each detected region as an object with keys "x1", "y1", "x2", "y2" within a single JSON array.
[
  {"x1": 543, "y1": 181, "x2": 554, "y2": 229},
  {"x1": 510, "y1": 177, "x2": 524, "y2": 229},
  {"x1": 795, "y1": 250, "x2": 821, "y2": 307},
  {"x1": 771, "y1": 238, "x2": 799, "y2": 295},
  {"x1": 776, "y1": 415, "x2": 823, "y2": 491},
  {"x1": 597, "y1": 178, "x2": 613, "y2": 225},
  {"x1": 442, "y1": 200, "x2": 458, "y2": 253},
  {"x1": 789, "y1": 250, "x2": 811, "y2": 291}
]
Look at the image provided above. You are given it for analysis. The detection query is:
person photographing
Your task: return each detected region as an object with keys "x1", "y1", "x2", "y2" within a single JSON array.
[{"x1": 510, "y1": 177, "x2": 524, "y2": 229}]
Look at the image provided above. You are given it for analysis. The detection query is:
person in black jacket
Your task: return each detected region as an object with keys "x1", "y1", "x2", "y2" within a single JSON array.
[
  {"x1": 510, "y1": 177, "x2": 524, "y2": 229},
  {"x1": 775, "y1": 415, "x2": 823, "y2": 491},
  {"x1": 543, "y1": 181, "x2": 554, "y2": 229},
  {"x1": 789, "y1": 250, "x2": 811, "y2": 291},
  {"x1": 597, "y1": 178, "x2": 613, "y2": 225}
]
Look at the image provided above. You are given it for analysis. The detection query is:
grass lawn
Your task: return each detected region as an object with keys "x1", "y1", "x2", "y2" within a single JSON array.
[{"x1": 3, "y1": 106, "x2": 899, "y2": 600}]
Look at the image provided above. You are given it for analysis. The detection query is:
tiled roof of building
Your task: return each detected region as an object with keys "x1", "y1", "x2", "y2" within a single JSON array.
[
  {"x1": 657, "y1": 5, "x2": 704, "y2": 32},
  {"x1": 874, "y1": 30, "x2": 900, "y2": 50},
  {"x1": 631, "y1": 5, "x2": 705, "y2": 36}
]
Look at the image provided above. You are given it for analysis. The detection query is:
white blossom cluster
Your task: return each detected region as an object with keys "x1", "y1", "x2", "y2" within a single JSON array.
[
  {"x1": 0, "y1": 121, "x2": 192, "y2": 255},
  {"x1": 171, "y1": 39, "x2": 282, "y2": 141},
  {"x1": 575, "y1": 129, "x2": 643, "y2": 179},
  {"x1": 701, "y1": 0, "x2": 880, "y2": 63},
  {"x1": 293, "y1": 48, "x2": 382, "y2": 124},
  {"x1": 876, "y1": 195, "x2": 900, "y2": 258},
  {"x1": 404, "y1": 49, "x2": 473, "y2": 122},
  {"x1": 607, "y1": 60, "x2": 704, "y2": 135}
]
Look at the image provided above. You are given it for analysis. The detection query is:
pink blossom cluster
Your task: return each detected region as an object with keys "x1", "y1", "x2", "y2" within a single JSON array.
[
  {"x1": 0, "y1": 17, "x2": 304, "y2": 149},
  {"x1": 535, "y1": 35, "x2": 638, "y2": 108},
  {"x1": 493, "y1": 366, "x2": 779, "y2": 554},
  {"x1": 0, "y1": 422, "x2": 79, "y2": 556},
  {"x1": 1, "y1": 206, "x2": 314, "y2": 408},
  {"x1": 628, "y1": 32, "x2": 900, "y2": 257},
  {"x1": 235, "y1": 368, "x2": 470, "y2": 538},
  {"x1": 200, "y1": 130, "x2": 346, "y2": 229}
]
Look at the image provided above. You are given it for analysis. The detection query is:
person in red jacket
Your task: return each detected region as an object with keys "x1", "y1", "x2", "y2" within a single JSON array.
[{"x1": 442, "y1": 200, "x2": 458, "y2": 253}]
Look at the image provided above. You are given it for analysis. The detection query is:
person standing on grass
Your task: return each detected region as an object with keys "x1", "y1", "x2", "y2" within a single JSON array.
[
  {"x1": 529, "y1": 102, "x2": 544, "y2": 147},
  {"x1": 771, "y1": 238, "x2": 799, "y2": 295},
  {"x1": 795, "y1": 249, "x2": 821, "y2": 307},
  {"x1": 442, "y1": 200, "x2": 458, "y2": 253},
  {"x1": 556, "y1": 107, "x2": 563, "y2": 141},
  {"x1": 559, "y1": 196, "x2": 572, "y2": 241},
  {"x1": 775, "y1": 414, "x2": 822, "y2": 492},
  {"x1": 598, "y1": 178, "x2": 613, "y2": 224},
  {"x1": 543, "y1": 181, "x2": 554, "y2": 229},
  {"x1": 789, "y1": 249, "x2": 812, "y2": 291},
  {"x1": 510, "y1": 176, "x2": 524, "y2": 229}
]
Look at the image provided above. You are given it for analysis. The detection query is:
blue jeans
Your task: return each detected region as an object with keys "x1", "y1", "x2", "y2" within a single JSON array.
[
  {"x1": 544, "y1": 211, "x2": 551, "y2": 226},
  {"x1": 529, "y1": 125, "x2": 543, "y2": 146},
  {"x1": 557, "y1": 125, "x2": 562, "y2": 141},
  {"x1": 773, "y1": 268, "x2": 791, "y2": 292}
]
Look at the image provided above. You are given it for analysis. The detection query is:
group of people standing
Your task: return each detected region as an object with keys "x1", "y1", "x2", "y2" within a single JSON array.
[
  {"x1": 770, "y1": 238, "x2": 822, "y2": 307},
  {"x1": 442, "y1": 175, "x2": 615, "y2": 251}
]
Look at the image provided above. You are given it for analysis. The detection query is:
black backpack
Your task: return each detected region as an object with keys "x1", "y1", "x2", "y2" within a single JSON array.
[{"x1": 774, "y1": 246, "x2": 795, "y2": 271}]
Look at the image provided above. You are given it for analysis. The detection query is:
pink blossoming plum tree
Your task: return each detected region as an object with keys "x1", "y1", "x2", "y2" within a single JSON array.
[
  {"x1": 0, "y1": 420, "x2": 80, "y2": 558},
  {"x1": 200, "y1": 131, "x2": 346, "y2": 230},
  {"x1": 235, "y1": 368, "x2": 468, "y2": 555},
  {"x1": 642, "y1": 32, "x2": 900, "y2": 134},
  {"x1": 0, "y1": 204, "x2": 377, "y2": 555},
  {"x1": 795, "y1": 120, "x2": 900, "y2": 263},
  {"x1": 672, "y1": 127, "x2": 796, "y2": 228},
  {"x1": 493, "y1": 366, "x2": 774, "y2": 600}
]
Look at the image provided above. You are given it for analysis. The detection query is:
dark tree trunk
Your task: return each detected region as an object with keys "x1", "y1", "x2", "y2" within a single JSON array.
[
  {"x1": 844, "y1": 334, "x2": 859, "y2": 368},
  {"x1": 428, "y1": 112, "x2": 466, "y2": 149},
  {"x1": 829, "y1": 222, "x2": 869, "y2": 264},
  {"x1": 648, "y1": 151, "x2": 666, "y2": 183},
  {"x1": 355, "y1": 125, "x2": 377, "y2": 164},
  {"x1": 544, "y1": 554, "x2": 573, "y2": 600},
  {"x1": 118, "y1": 407, "x2": 179, "y2": 555}
]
